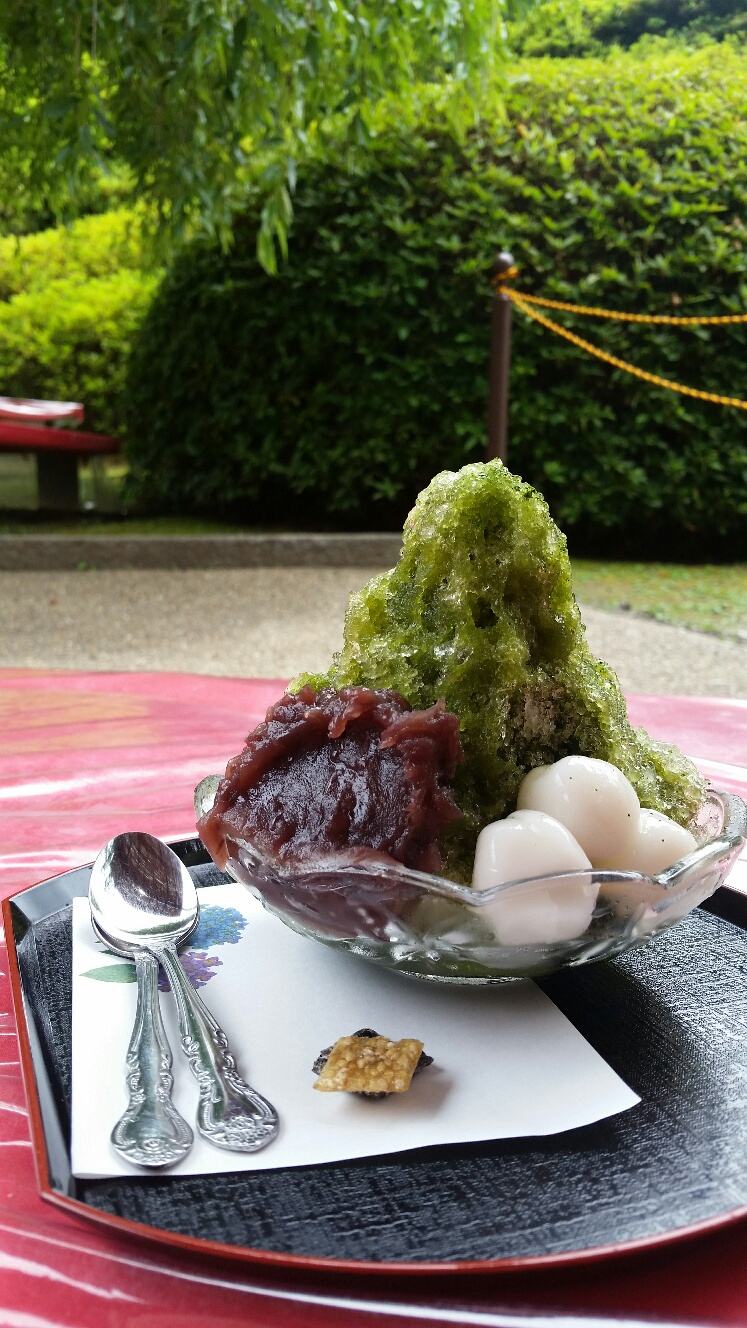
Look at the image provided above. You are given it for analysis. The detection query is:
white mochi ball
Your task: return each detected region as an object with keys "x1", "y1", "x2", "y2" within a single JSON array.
[
  {"x1": 624, "y1": 808, "x2": 697, "y2": 876},
  {"x1": 517, "y1": 755, "x2": 640, "y2": 869},
  {"x1": 471, "y1": 810, "x2": 596, "y2": 946}
]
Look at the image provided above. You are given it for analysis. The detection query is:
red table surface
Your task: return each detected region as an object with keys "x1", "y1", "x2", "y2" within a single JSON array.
[{"x1": 1, "y1": 668, "x2": 747, "y2": 1328}]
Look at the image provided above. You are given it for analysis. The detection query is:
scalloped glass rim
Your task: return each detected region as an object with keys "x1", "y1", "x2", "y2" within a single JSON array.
[{"x1": 194, "y1": 780, "x2": 747, "y2": 984}]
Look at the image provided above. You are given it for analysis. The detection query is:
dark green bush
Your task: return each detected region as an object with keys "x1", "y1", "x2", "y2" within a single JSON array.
[
  {"x1": 125, "y1": 48, "x2": 747, "y2": 549},
  {"x1": 509, "y1": 0, "x2": 747, "y2": 57}
]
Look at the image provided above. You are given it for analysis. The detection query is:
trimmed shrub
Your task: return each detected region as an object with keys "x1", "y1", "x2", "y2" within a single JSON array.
[
  {"x1": 125, "y1": 48, "x2": 747, "y2": 548},
  {"x1": 0, "y1": 272, "x2": 159, "y2": 436},
  {"x1": 0, "y1": 211, "x2": 157, "y2": 435},
  {"x1": 0, "y1": 209, "x2": 145, "y2": 301},
  {"x1": 509, "y1": 0, "x2": 747, "y2": 57}
]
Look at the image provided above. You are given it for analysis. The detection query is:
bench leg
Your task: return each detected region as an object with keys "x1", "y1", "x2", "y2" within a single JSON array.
[{"x1": 36, "y1": 451, "x2": 80, "y2": 511}]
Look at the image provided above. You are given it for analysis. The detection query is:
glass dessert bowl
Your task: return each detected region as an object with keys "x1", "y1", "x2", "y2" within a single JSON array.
[{"x1": 195, "y1": 779, "x2": 746, "y2": 984}]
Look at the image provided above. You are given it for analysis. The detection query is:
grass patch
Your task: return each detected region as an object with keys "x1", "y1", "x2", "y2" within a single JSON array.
[
  {"x1": 572, "y1": 561, "x2": 747, "y2": 641},
  {"x1": 0, "y1": 514, "x2": 254, "y2": 535}
]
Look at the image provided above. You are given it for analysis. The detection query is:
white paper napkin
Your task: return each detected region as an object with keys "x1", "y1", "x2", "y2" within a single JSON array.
[{"x1": 71, "y1": 881, "x2": 639, "y2": 1179}]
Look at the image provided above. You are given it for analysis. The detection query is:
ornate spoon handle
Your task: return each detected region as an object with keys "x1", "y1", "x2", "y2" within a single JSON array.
[
  {"x1": 111, "y1": 950, "x2": 193, "y2": 1168},
  {"x1": 157, "y1": 945, "x2": 279, "y2": 1153}
]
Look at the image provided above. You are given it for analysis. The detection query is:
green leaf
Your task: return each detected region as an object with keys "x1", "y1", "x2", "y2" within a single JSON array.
[{"x1": 81, "y1": 963, "x2": 136, "y2": 983}]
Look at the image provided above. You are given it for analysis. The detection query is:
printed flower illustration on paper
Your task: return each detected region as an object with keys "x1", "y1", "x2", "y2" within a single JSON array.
[
  {"x1": 158, "y1": 950, "x2": 222, "y2": 992},
  {"x1": 188, "y1": 906, "x2": 247, "y2": 950},
  {"x1": 83, "y1": 903, "x2": 249, "y2": 990}
]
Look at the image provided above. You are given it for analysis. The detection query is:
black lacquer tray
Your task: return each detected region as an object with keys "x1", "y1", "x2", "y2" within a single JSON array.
[{"x1": 6, "y1": 837, "x2": 747, "y2": 1275}]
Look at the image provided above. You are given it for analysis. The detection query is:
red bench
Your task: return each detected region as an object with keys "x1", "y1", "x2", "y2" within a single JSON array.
[{"x1": 0, "y1": 397, "x2": 119, "y2": 510}]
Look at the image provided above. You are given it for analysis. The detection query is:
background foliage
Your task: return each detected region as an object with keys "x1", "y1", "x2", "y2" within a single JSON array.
[
  {"x1": 0, "y1": 211, "x2": 156, "y2": 434},
  {"x1": 125, "y1": 47, "x2": 747, "y2": 551},
  {"x1": 509, "y1": 0, "x2": 747, "y2": 56},
  {"x1": 0, "y1": 0, "x2": 502, "y2": 271}
]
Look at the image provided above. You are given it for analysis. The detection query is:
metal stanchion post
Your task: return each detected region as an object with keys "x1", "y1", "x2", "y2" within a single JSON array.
[{"x1": 486, "y1": 251, "x2": 516, "y2": 463}]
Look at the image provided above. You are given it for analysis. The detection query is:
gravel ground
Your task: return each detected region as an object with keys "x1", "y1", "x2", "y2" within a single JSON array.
[{"x1": 0, "y1": 568, "x2": 744, "y2": 695}]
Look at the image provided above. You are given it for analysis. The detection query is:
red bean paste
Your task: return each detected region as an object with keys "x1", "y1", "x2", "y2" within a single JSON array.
[{"x1": 199, "y1": 685, "x2": 463, "y2": 874}]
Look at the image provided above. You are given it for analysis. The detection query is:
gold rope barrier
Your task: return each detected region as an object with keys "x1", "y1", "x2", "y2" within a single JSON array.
[
  {"x1": 496, "y1": 277, "x2": 747, "y2": 411},
  {"x1": 506, "y1": 290, "x2": 747, "y2": 326}
]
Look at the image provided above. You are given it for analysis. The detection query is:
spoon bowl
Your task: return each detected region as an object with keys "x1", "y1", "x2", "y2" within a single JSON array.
[{"x1": 89, "y1": 832, "x2": 198, "y2": 953}]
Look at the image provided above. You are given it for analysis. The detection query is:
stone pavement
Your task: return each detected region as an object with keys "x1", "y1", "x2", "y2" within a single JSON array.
[{"x1": 0, "y1": 568, "x2": 744, "y2": 696}]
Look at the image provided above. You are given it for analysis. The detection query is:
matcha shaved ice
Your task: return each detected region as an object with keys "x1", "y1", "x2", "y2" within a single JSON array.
[{"x1": 297, "y1": 461, "x2": 706, "y2": 881}]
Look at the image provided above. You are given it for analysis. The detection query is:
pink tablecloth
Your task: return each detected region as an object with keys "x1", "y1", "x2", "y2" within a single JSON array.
[{"x1": 1, "y1": 668, "x2": 747, "y2": 1327}]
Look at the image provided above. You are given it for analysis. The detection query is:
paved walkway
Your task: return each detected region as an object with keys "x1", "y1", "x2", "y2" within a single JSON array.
[{"x1": 0, "y1": 568, "x2": 744, "y2": 695}]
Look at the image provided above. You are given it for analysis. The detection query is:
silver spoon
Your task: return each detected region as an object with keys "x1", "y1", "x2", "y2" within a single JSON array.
[{"x1": 89, "y1": 831, "x2": 279, "y2": 1155}]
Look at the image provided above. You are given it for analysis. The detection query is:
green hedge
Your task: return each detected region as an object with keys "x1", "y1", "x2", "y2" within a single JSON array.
[
  {"x1": 125, "y1": 48, "x2": 747, "y2": 548},
  {"x1": 0, "y1": 211, "x2": 157, "y2": 435},
  {"x1": 509, "y1": 0, "x2": 747, "y2": 57},
  {"x1": 0, "y1": 209, "x2": 145, "y2": 301}
]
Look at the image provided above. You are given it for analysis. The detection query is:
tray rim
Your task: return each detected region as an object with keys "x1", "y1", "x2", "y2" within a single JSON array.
[{"x1": 6, "y1": 850, "x2": 747, "y2": 1279}]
